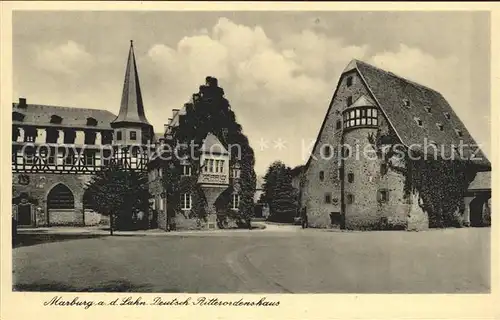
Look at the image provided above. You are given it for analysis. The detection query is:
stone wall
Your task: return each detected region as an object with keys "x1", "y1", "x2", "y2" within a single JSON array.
[{"x1": 12, "y1": 172, "x2": 108, "y2": 227}]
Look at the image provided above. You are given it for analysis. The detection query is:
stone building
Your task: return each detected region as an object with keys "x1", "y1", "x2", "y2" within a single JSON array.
[
  {"x1": 147, "y1": 77, "x2": 253, "y2": 230},
  {"x1": 301, "y1": 59, "x2": 491, "y2": 230},
  {"x1": 12, "y1": 41, "x2": 154, "y2": 227}
]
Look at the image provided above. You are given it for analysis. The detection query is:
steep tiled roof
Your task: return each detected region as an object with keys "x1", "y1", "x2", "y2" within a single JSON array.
[
  {"x1": 468, "y1": 171, "x2": 491, "y2": 191},
  {"x1": 12, "y1": 102, "x2": 116, "y2": 130},
  {"x1": 200, "y1": 132, "x2": 229, "y2": 154},
  {"x1": 355, "y1": 60, "x2": 489, "y2": 166},
  {"x1": 112, "y1": 41, "x2": 150, "y2": 126}
]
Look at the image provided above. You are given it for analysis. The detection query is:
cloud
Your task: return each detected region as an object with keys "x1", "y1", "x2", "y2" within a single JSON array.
[
  {"x1": 33, "y1": 41, "x2": 94, "y2": 76},
  {"x1": 141, "y1": 17, "x2": 476, "y2": 174}
]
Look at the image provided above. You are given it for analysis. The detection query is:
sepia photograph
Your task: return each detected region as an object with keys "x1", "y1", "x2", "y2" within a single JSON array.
[{"x1": 8, "y1": 9, "x2": 492, "y2": 298}]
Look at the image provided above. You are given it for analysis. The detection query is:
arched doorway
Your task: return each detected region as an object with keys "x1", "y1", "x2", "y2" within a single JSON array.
[
  {"x1": 47, "y1": 183, "x2": 75, "y2": 226},
  {"x1": 469, "y1": 196, "x2": 486, "y2": 227}
]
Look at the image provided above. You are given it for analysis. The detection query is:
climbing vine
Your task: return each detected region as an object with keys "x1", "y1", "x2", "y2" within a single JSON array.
[
  {"x1": 367, "y1": 129, "x2": 477, "y2": 228},
  {"x1": 161, "y1": 77, "x2": 256, "y2": 227}
]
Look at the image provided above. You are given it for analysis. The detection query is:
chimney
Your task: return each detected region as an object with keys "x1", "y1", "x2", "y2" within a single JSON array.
[{"x1": 18, "y1": 97, "x2": 27, "y2": 108}]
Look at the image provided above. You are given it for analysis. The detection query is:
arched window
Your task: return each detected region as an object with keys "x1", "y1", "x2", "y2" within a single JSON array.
[
  {"x1": 347, "y1": 172, "x2": 354, "y2": 183},
  {"x1": 47, "y1": 184, "x2": 75, "y2": 210}
]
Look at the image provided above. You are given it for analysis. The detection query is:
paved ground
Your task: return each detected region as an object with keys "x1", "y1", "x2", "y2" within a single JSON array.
[{"x1": 12, "y1": 224, "x2": 490, "y2": 293}]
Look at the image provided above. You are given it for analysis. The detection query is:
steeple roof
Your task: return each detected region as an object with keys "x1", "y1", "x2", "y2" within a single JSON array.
[{"x1": 112, "y1": 40, "x2": 150, "y2": 126}]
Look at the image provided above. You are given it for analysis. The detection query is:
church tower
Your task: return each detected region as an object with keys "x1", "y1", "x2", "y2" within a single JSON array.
[{"x1": 111, "y1": 40, "x2": 154, "y2": 170}]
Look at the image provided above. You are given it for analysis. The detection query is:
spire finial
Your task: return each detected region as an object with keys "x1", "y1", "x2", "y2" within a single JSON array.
[{"x1": 130, "y1": 40, "x2": 133, "y2": 46}]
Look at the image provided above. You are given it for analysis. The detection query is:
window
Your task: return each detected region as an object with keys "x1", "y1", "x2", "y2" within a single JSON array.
[
  {"x1": 116, "y1": 130, "x2": 122, "y2": 141},
  {"x1": 444, "y1": 112, "x2": 451, "y2": 120},
  {"x1": 414, "y1": 117, "x2": 423, "y2": 127},
  {"x1": 86, "y1": 117, "x2": 98, "y2": 126},
  {"x1": 403, "y1": 99, "x2": 410, "y2": 107},
  {"x1": 24, "y1": 127, "x2": 37, "y2": 142},
  {"x1": 424, "y1": 106, "x2": 431, "y2": 113},
  {"x1": 455, "y1": 129, "x2": 463, "y2": 137},
  {"x1": 319, "y1": 171, "x2": 325, "y2": 181},
  {"x1": 347, "y1": 172, "x2": 354, "y2": 183},
  {"x1": 182, "y1": 164, "x2": 192, "y2": 176},
  {"x1": 50, "y1": 115, "x2": 63, "y2": 124},
  {"x1": 63, "y1": 130, "x2": 76, "y2": 144},
  {"x1": 436, "y1": 123, "x2": 443, "y2": 131},
  {"x1": 231, "y1": 194, "x2": 240, "y2": 210},
  {"x1": 64, "y1": 151, "x2": 75, "y2": 165},
  {"x1": 346, "y1": 194, "x2": 354, "y2": 204},
  {"x1": 346, "y1": 96, "x2": 353, "y2": 106},
  {"x1": 336, "y1": 120, "x2": 342, "y2": 130},
  {"x1": 84, "y1": 130, "x2": 96, "y2": 145},
  {"x1": 342, "y1": 146, "x2": 350, "y2": 158},
  {"x1": 346, "y1": 76, "x2": 353, "y2": 87},
  {"x1": 159, "y1": 196, "x2": 164, "y2": 211},
  {"x1": 231, "y1": 168, "x2": 241, "y2": 178},
  {"x1": 323, "y1": 145, "x2": 332, "y2": 158},
  {"x1": 24, "y1": 150, "x2": 34, "y2": 165},
  {"x1": 325, "y1": 193, "x2": 332, "y2": 204},
  {"x1": 216, "y1": 160, "x2": 225, "y2": 173},
  {"x1": 343, "y1": 107, "x2": 378, "y2": 129},
  {"x1": 180, "y1": 193, "x2": 192, "y2": 210},
  {"x1": 84, "y1": 151, "x2": 95, "y2": 166},
  {"x1": 380, "y1": 163, "x2": 388, "y2": 175},
  {"x1": 130, "y1": 131, "x2": 137, "y2": 141},
  {"x1": 12, "y1": 112, "x2": 25, "y2": 122},
  {"x1": 378, "y1": 189, "x2": 389, "y2": 203}
]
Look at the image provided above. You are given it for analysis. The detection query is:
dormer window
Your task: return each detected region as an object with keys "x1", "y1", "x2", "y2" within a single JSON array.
[
  {"x1": 436, "y1": 123, "x2": 443, "y2": 131},
  {"x1": 424, "y1": 106, "x2": 431, "y2": 113},
  {"x1": 86, "y1": 117, "x2": 98, "y2": 126},
  {"x1": 50, "y1": 115, "x2": 63, "y2": 124},
  {"x1": 414, "y1": 117, "x2": 423, "y2": 127},
  {"x1": 455, "y1": 129, "x2": 463, "y2": 137},
  {"x1": 403, "y1": 99, "x2": 410, "y2": 107},
  {"x1": 12, "y1": 112, "x2": 25, "y2": 122},
  {"x1": 444, "y1": 112, "x2": 451, "y2": 120}
]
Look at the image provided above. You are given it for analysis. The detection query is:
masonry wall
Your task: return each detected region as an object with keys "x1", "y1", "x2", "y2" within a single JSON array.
[
  {"x1": 12, "y1": 173, "x2": 107, "y2": 227},
  {"x1": 302, "y1": 69, "x2": 366, "y2": 228}
]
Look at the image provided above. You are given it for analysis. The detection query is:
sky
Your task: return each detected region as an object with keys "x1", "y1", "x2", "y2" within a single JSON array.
[{"x1": 13, "y1": 11, "x2": 491, "y2": 175}]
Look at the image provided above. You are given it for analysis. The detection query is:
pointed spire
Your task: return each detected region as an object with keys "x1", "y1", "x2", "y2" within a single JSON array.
[{"x1": 112, "y1": 40, "x2": 150, "y2": 126}]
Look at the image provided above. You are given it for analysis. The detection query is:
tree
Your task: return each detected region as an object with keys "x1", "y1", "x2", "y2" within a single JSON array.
[
  {"x1": 263, "y1": 161, "x2": 298, "y2": 223},
  {"x1": 85, "y1": 164, "x2": 150, "y2": 235}
]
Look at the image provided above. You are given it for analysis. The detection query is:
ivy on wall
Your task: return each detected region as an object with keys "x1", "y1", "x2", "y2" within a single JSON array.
[
  {"x1": 367, "y1": 129, "x2": 478, "y2": 228},
  {"x1": 161, "y1": 77, "x2": 256, "y2": 227}
]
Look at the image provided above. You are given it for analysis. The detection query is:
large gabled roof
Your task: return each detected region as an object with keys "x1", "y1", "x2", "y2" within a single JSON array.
[
  {"x1": 305, "y1": 59, "x2": 490, "y2": 169},
  {"x1": 12, "y1": 102, "x2": 116, "y2": 130}
]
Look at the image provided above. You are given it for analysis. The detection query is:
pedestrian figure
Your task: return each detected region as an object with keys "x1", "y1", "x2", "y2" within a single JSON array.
[{"x1": 301, "y1": 207, "x2": 308, "y2": 229}]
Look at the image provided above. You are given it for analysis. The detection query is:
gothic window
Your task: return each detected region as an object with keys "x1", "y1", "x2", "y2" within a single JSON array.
[
  {"x1": 231, "y1": 194, "x2": 240, "y2": 210},
  {"x1": 180, "y1": 193, "x2": 192, "y2": 210},
  {"x1": 343, "y1": 107, "x2": 378, "y2": 129}
]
